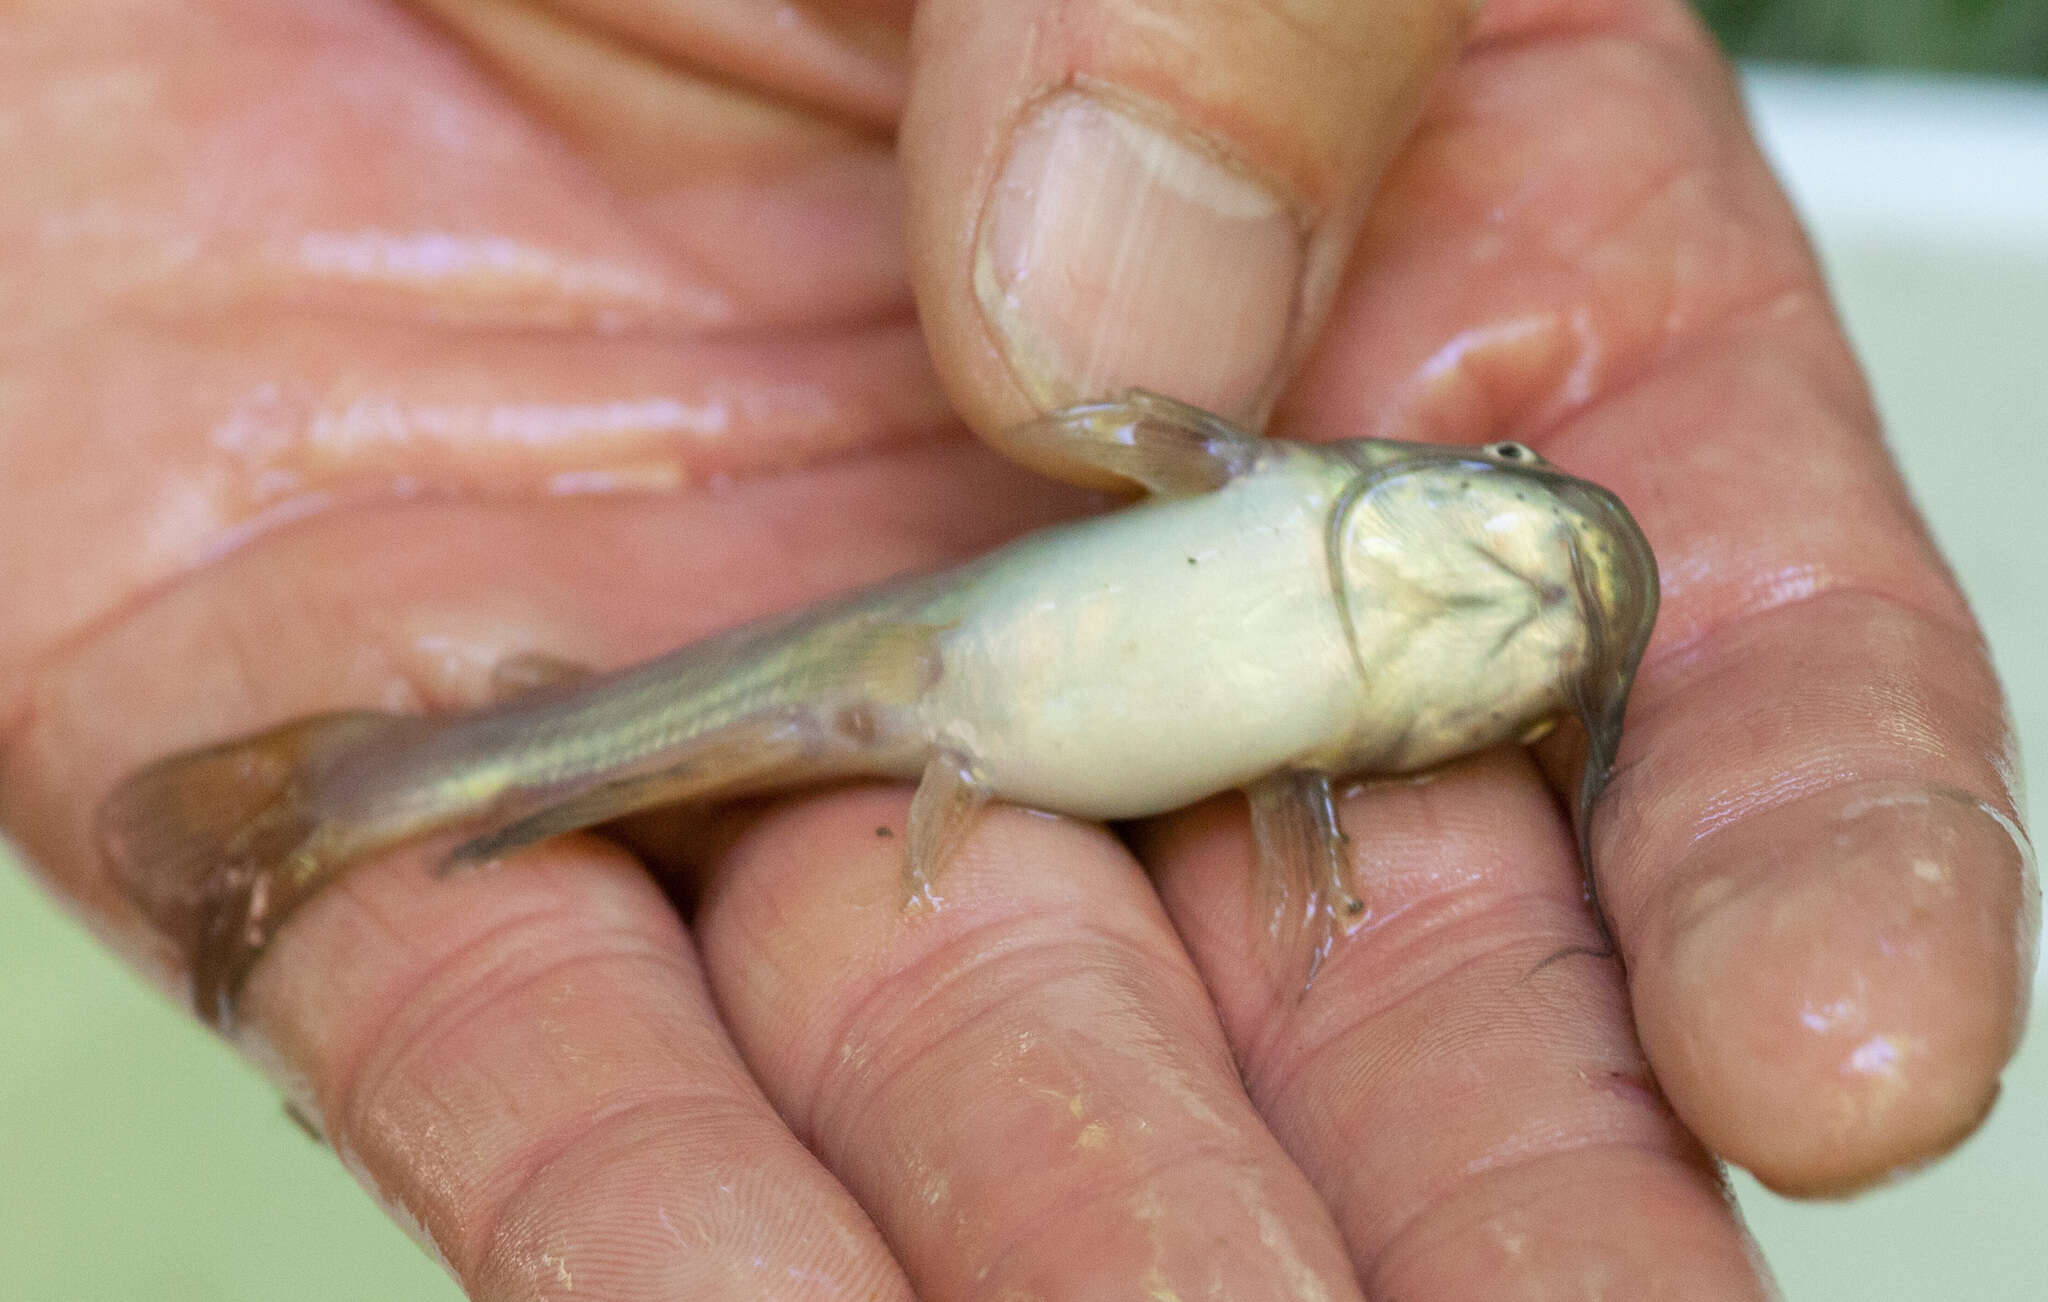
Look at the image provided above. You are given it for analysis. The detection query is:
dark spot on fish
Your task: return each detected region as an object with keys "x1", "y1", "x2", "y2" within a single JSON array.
[
  {"x1": 916, "y1": 646, "x2": 947, "y2": 693},
  {"x1": 876, "y1": 826, "x2": 894, "y2": 839},
  {"x1": 834, "y1": 703, "x2": 879, "y2": 746}
]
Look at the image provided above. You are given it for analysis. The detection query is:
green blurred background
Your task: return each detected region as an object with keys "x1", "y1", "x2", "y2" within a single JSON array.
[
  {"x1": 1700, "y1": 0, "x2": 2048, "y2": 76},
  {"x1": 5, "y1": 4, "x2": 2047, "y2": 1300}
]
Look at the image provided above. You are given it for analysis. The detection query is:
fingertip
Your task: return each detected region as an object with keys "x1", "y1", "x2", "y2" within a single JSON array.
[{"x1": 1635, "y1": 781, "x2": 2037, "y2": 1196}]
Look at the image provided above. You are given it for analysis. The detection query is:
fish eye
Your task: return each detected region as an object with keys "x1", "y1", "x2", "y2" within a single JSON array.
[{"x1": 1483, "y1": 441, "x2": 1540, "y2": 464}]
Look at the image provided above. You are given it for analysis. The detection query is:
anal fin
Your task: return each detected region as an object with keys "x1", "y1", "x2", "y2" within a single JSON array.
[
  {"x1": 444, "y1": 708, "x2": 821, "y2": 871},
  {"x1": 1245, "y1": 768, "x2": 1366, "y2": 988},
  {"x1": 903, "y1": 749, "x2": 990, "y2": 907}
]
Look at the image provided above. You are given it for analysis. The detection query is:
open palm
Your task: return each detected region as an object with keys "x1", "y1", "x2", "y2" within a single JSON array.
[{"x1": 1, "y1": 1, "x2": 2033, "y2": 1297}]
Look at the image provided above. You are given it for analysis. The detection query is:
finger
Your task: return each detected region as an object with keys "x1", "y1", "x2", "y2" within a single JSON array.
[
  {"x1": 431, "y1": 0, "x2": 909, "y2": 132},
  {"x1": 693, "y1": 790, "x2": 1365, "y2": 1299},
  {"x1": 0, "y1": 318, "x2": 952, "y2": 688},
  {"x1": 254, "y1": 841, "x2": 916, "y2": 1301},
  {"x1": 1514, "y1": 83, "x2": 2035, "y2": 1196},
  {"x1": 0, "y1": 455, "x2": 1082, "y2": 1297},
  {"x1": 0, "y1": 0, "x2": 957, "y2": 690},
  {"x1": 899, "y1": 0, "x2": 1474, "y2": 476},
  {"x1": 14, "y1": 673, "x2": 906, "y2": 1295},
  {"x1": 1146, "y1": 751, "x2": 1777, "y2": 1297},
  {"x1": 1277, "y1": 0, "x2": 2037, "y2": 1194},
  {"x1": 1590, "y1": 554, "x2": 2034, "y2": 1194},
  {"x1": 408, "y1": 0, "x2": 916, "y2": 324}
]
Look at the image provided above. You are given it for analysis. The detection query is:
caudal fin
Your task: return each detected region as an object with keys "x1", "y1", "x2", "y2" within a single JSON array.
[{"x1": 97, "y1": 711, "x2": 410, "y2": 1029}]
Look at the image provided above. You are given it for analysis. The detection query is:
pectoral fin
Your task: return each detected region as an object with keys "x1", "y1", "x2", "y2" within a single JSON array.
[
  {"x1": 903, "y1": 749, "x2": 991, "y2": 907},
  {"x1": 1007, "y1": 390, "x2": 1261, "y2": 497},
  {"x1": 1245, "y1": 768, "x2": 1365, "y2": 986}
]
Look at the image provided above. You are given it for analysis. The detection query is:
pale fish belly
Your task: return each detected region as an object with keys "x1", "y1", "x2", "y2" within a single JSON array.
[{"x1": 916, "y1": 465, "x2": 1363, "y2": 820}]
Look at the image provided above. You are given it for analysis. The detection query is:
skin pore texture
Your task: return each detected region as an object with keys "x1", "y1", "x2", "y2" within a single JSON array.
[{"x1": 0, "y1": 1, "x2": 2035, "y2": 1300}]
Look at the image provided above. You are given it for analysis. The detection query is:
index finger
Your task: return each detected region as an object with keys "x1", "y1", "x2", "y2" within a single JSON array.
[{"x1": 1281, "y1": 0, "x2": 2036, "y2": 1193}]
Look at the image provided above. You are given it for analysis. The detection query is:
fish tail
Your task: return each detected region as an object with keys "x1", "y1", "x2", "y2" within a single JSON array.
[{"x1": 98, "y1": 711, "x2": 412, "y2": 1029}]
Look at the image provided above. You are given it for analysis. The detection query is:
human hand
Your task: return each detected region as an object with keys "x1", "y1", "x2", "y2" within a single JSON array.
[{"x1": 1, "y1": 1, "x2": 2034, "y2": 1298}]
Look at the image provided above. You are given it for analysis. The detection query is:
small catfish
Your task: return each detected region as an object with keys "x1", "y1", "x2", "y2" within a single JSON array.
[{"x1": 100, "y1": 392, "x2": 1659, "y2": 1029}]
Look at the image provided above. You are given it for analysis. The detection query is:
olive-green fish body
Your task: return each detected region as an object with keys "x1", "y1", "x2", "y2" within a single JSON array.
[{"x1": 99, "y1": 392, "x2": 1658, "y2": 1026}]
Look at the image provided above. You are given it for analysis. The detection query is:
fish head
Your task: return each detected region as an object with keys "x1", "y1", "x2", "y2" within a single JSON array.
[{"x1": 1322, "y1": 439, "x2": 1659, "y2": 841}]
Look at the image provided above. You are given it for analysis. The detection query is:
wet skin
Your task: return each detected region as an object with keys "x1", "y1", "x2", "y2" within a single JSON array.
[{"x1": 0, "y1": 2, "x2": 2036, "y2": 1300}]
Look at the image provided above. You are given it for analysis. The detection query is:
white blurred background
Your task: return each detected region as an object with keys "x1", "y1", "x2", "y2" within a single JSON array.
[
  {"x1": 2, "y1": 62, "x2": 2044, "y2": 1302},
  {"x1": 1726, "y1": 65, "x2": 2048, "y2": 1300}
]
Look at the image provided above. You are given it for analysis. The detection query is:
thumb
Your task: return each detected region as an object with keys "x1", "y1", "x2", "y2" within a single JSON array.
[{"x1": 900, "y1": 0, "x2": 1474, "y2": 476}]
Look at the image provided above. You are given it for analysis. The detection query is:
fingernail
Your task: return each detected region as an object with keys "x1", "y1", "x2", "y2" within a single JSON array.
[{"x1": 975, "y1": 89, "x2": 1305, "y2": 423}]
